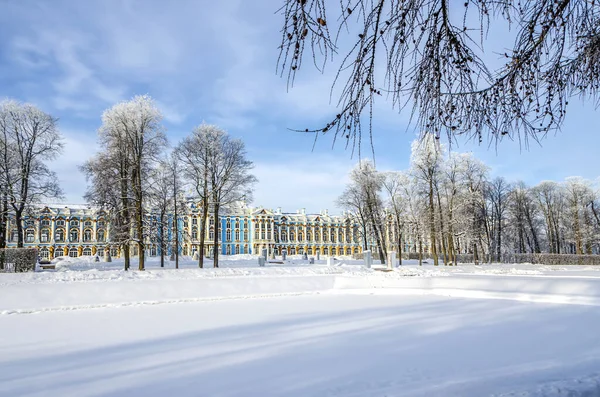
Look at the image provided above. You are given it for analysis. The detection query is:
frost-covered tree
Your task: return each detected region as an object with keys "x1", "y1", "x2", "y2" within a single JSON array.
[
  {"x1": 91, "y1": 95, "x2": 167, "y2": 270},
  {"x1": 177, "y1": 124, "x2": 256, "y2": 268},
  {"x1": 382, "y1": 171, "x2": 409, "y2": 265},
  {"x1": 278, "y1": 0, "x2": 600, "y2": 148},
  {"x1": 177, "y1": 124, "x2": 220, "y2": 268},
  {"x1": 410, "y1": 133, "x2": 445, "y2": 265},
  {"x1": 0, "y1": 100, "x2": 63, "y2": 247},
  {"x1": 338, "y1": 160, "x2": 387, "y2": 263},
  {"x1": 485, "y1": 177, "x2": 512, "y2": 261},
  {"x1": 208, "y1": 133, "x2": 257, "y2": 268}
]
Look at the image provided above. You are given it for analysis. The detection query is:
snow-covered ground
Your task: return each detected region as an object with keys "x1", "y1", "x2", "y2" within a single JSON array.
[{"x1": 1, "y1": 256, "x2": 600, "y2": 396}]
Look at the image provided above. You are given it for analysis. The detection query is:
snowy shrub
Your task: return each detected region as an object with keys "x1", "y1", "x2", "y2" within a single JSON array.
[
  {"x1": 0, "y1": 248, "x2": 37, "y2": 272},
  {"x1": 503, "y1": 253, "x2": 600, "y2": 266}
]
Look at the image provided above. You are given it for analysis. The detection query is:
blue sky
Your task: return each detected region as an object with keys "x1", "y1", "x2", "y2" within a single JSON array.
[{"x1": 1, "y1": 0, "x2": 598, "y2": 213}]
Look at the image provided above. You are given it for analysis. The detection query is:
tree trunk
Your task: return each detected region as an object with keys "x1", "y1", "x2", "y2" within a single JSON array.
[
  {"x1": 0, "y1": 193, "x2": 7, "y2": 250},
  {"x1": 435, "y1": 184, "x2": 448, "y2": 265},
  {"x1": 418, "y1": 237, "x2": 423, "y2": 266},
  {"x1": 160, "y1": 210, "x2": 165, "y2": 268},
  {"x1": 213, "y1": 202, "x2": 220, "y2": 268},
  {"x1": 428, "y1": 179, "x2": 438, "y2": 266},
  {"x1": 15, "y1": 208, "x2": 24, "y2": 248},
  {"x1": 198, "y1": 197, "x2": 209, "y2": 268}
]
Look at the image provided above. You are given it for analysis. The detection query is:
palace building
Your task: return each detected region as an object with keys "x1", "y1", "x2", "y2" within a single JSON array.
[{"x1": 5, "y1": 202, "x2": 364, "y2": 260}]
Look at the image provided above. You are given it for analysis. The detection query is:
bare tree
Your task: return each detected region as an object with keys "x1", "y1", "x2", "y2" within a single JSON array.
[
  {"x1": 0, "y1": 100, "x2": 63, "y2": 247},
  {"x1": 176, "y1": 124, "x2": 221, "y2": 268},
  {"x1": 278, "y1": 0, "x2": 600, "y2": 149},
  {"x1": 485, "y1": 177, "x2": 512, "y2": 261},
  {"x1": 208, "y1": 133, "x2": 257, "y2": 268}
]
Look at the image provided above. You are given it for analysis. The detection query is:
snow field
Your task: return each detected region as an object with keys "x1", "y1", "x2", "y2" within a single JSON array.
[{"x1": 1, "y1": 257, "x2": 600, "y2": 396}]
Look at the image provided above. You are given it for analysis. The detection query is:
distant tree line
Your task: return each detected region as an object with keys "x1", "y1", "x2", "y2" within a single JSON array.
[{"x1": 338, "y1": 133, "x2": 600, "y2": 265}]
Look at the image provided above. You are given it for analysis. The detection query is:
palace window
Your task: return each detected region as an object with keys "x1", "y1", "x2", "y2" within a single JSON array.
[
  {"x1": 25, "y1": 220, "x2": 35, "y2": 227},
  {"x1": 83, "y1": 229, "x2": 92, "y2": 242},
  {"x1": 192, "y1": 217, "x2": 197, "y2": 225},
  {"x1": 26, "y1": 229, "x2": 35, "y2": 243},
  {"x1": 70, "y1": 230, "x2": 79, "y2": 242},
  {"x1": 55, "y1": 249, "x2": 64, "y2": 257},
  {"x1": 39, "y1": 247, "x2": 50, "y2": 259},
  {"x1": 192, "y1": 228, "x2": 198, "y2": 240},
  {"x1": 84, "y1": 220, "x2": 93, "y2": 227},
  {"x1": 70, "y1": 219, "x2": 79, "y2": 227},
  {"x1": 40, "y1": 228, "x2": 50, "y2": 243},
  {"x1": 55, "y1": 229, "x2": 65, "y2": 242},
  {"x1": 83, "y1": 247, "x2": 92, "y2": 256},
  {"x1": 69, "y1": 248, "x2": 79, "y2": 257},
  {"x1": 209, "y1": 217, "x2": 214, "y2": 226},
  {"x1": 97, "y1": 229, "x2": 105, "y2": 242},
  {"x1": 41, "y1": 219, "x2": 50, "y2": 227},
  {"x1": 226, "y1": 229, "x2": 231, "y2": 241},
  {"x1": 97, "y1": 220, "x2": 105, "y2": 228},
  {"x1": 281, "y1": 232, "x2": 287, "y2": 242},
  {"x1": 56, "y1": 219, "x2": 65, "y2": 227},
  {"x1": 290, "y1": 231, "x2": 295, "y2": 241},
  {"x1": 226, "y1": 219, "x2": 231, "y2": 229},
  {"x1": 235, "y1": 230, "x2": 240, "y2": 241},
  {"x1": 209, "y1": 228, "x2": 214, "y2": 240},
  {"x1": 226, "y1": 245, "x2": 231, "y2": 255},
  {"x1": 346, "y1": 248, "x2": 351, "y2": 255},
  {"x1": 261, "y1": 231, "x2": 265, "y2": 240}
]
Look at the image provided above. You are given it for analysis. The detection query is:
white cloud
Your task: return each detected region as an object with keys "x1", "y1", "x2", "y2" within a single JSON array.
[{"x1": 251, "y1": 155, "x2": 353, "y2": 214}]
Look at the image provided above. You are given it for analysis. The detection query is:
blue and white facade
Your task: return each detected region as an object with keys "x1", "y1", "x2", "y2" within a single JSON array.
[{"x1": 5, "y1": 201, "x2": 364, "y2": 259}]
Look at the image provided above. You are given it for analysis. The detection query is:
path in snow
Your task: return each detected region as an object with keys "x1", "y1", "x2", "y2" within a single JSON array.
[{"x1": 1, "y1": 294, "x2": 599, "y2": 397}]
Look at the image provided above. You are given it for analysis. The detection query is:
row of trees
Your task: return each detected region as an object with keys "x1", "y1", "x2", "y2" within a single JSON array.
[
  {"x1": 339, "y1": 134, "x2": 600, "y2": 265},
  {"x1": 82, "y1": 95, "x2": 257, "y2": 271}
]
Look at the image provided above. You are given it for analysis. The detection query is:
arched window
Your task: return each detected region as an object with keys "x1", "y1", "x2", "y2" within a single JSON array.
[
  {"x1": 324, "y1": 248, "x2": 329, "y2": 255},
  {"x1": 331, "y1": 229, "x2": 336, "y2": 242},
  {"x1": 56, "y1": 219, "x2": 65, "y2": 227},
  {"x1": 97, "y1": 220, "x2": 105, "y2": 228},
  {"x1": 84, "y1": 220, "x2": 93, "y2": 227},
  {"x1": 39, "y1": 247, "x2": 50, "y2": 259},
  {"x1": 331, "y1": 248, "x2": 337, "y2": 256},
  {"x1": 69, "y1": 248, "x2": 79, "y2": 257},
  {"x1": 346, "y1": 248, "x2": 351, "y2": 255},
  {"x1": 55, "y1": 229, "x2": 65, "y2": 242},
  {"x1": 70, "y1": 219, "x2": 79, "y2": 227},
  {"x1": 323, "y1": 231, "x2": 328, "y2": 242},
  {"x1": 354, "y1": 248, "x2": 359, "y2": 255},
  {"x1": 235, "y1": 230, "x2": 240, "y2": 241},
  {"x1": 209, "y1": 228, "x2": 214, "y2": 240},
  {"x1": 41, "y1": 218, "x2": 50, "y2": 227},
  {"x1": 261, "y1": 231, "x2": 265, "y2": 240},
  {"x1": 40, "y1": 228, "x2": 50, "y2": 243},
  {"x1": 255, "y1": 230, "x2": 259, "y2": 239},
  {"x1": 290, "y1": 231, "x2": 295, "y2": 241},
  {"x1": 26, "y1": 228, "x2": 35, "y2": 243},
  {"x1": 83, "y1": 229, "x2": 92, "y2": 242},
  {"x1": 70, "y1": 230, "x2": 79, "y2": 242},
  {"x1": 192, "y1": 228, "x2": 198, "y2": 240},
  {"x1": 55, "y1": 248, "x2": 64, "y2": 257},
  {"x1": 97, "y1": 229, "x2": 105, "y2": 242},
  {"x1": 209, "y1": 217, "x2": 214, "y2": 226},
  {"x1": 226, "y1": 245, "x2": 231, "y2": 255},
  {"x1": 244, "y1": 220, "x2": 249, "y2": 229},
  {"x1": 308, "y1": 248, "x2": 313, "y2": 255},
  {"x1": 235, "y1": 244, "x2": 240, "y2": 254},
  {"x1": 226, "y1": 219, "x2": 231, "y2": 229},
  {"x1": 281, "y1": 232, "x2": 287, "y2": 242},
  {"x1": 315, "y1": 232, "x2": 321, "y2": 242},
  {"x1": 298, "y1": 232, "x2": 303, "y2": 241},
  {"x1": 226, "y1": 229, "x2": 231, "y2": 241},
  {"x1": 192, "y1": 217, "x2": 197, "y2": 225},
  {"x1": 82, "y1": 247, "x2": 92, "y2": 256}
]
